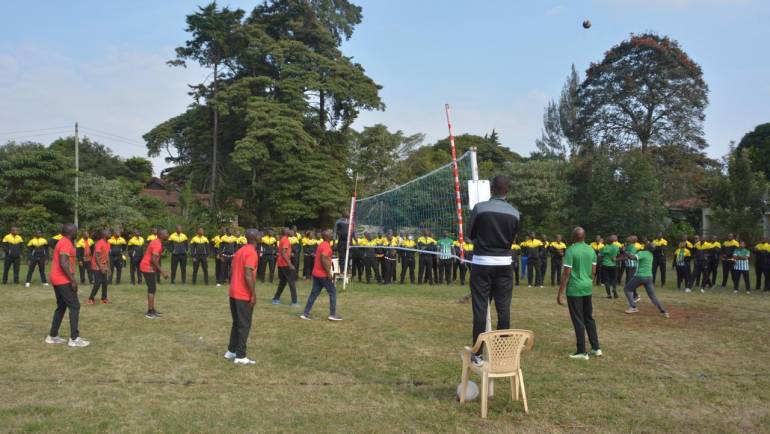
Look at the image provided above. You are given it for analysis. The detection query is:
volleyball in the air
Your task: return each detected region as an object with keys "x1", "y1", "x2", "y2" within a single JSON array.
[
  {"x1": 582, "y1": 19, "x2": 592, "y2": 29},
  {"x1": 456, "y1": 381, "x2": 480, "y2": 401}
]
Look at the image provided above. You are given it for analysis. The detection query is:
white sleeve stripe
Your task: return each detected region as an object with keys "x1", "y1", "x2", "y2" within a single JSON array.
[{"x1": 563, "y1": 264, "x2": 573, "y2": 268}]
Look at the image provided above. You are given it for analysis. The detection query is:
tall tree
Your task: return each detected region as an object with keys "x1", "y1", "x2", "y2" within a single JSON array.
[
  {"x1": 705, "y1": 148, "x2": 768, "y2": 240},
  {"x1": 535, "y1": 100, "x2": 567, "y2": 159},
  {"x1": 736, "y1": 122, "x2": 770, "y2": 181},
  {"x1": 534, "y1": 65, "x2": 582, "y2": 159},
  {"x1": 168, "y1": 2, "x2": 246, "y2": 207},
  {"x1": 348, "y1": 124, "x2": 423, "y2": 196},
  {"x1": 580, "y1": 33, "x2": 708, "y2": 153},
  {"x1": 506, "y1": 159, "x2": 569, "y2": 235}
]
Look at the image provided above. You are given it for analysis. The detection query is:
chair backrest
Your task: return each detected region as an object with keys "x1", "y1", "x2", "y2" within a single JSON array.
[{"x1": 480, "y1": 329, "x2": 534, "y2": 374}]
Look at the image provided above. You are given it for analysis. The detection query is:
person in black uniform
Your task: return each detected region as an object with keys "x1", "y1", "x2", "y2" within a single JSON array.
[
  {"x1": 169, "y1": 225, "x2": 189, "y2": 284},
  {"x1": 651, "y1": 232, "x2": 668, "y2": 286},
  {"x1": 707, "y1": 235, "x2": 720, "y2": 288},
  {"x1": 693, "y1": 236, "x2": 710, "y2": 292},
  {"x1": 190, "y1": 228, "x2": 210, "y2": 285},
  {"x1": 76, "y1": 231, "x2": 93, "y2": 285},
  {"x1": 108, "y1": 230, "x2": 127, "y2": 284},
  {"x1": 510, "y1": 242, "x2": 520, "y2": 286},
  {"x1": 218, "y1": 228, "x2": 236, "y2": 285},
  {"x1": 351, "y1": 236, "x2": 365, "y2": 282},
  {"x1": 720, "y1": 233, "x2": 739, "y2": 288},
  {"x1": 399, "y1": 235, "x2": 416, "y2": 284},
  {"x1": 25, "y1": 230, "x2": 49, "y2": 287},
  {"x1": 417, "y1": 229, "x2": 435, "y2": 285},
  {"x1": 258, "y1": 229, "x2": 278, "y2": 283},
  {"x1": 362, "y1": 233, "x2": 381, "y2": 284},
  {"x1": 549, "y1": 234, "x2": 566, "y2": 286},
  {"x1": 334, "y1": 211, "x2": 351, "y2": 276},
  {"x1": 302, "y1": 231, "x2": 317, "y2": 279},
  {"x1": 127, "y1": 230, "x2": 145, "y2": 285}
]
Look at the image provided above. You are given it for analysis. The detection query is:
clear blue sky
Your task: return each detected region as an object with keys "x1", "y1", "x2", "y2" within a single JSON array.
[{"x1": 1, "y1": 0, "x2": 767, "y2": 173}]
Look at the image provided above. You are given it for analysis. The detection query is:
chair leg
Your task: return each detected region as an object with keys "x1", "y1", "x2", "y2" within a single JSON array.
[
  {"x1": 511, "y1": 376, "x2": 518, "y2": 401},
  {"x1": 519, "y1": 369, "x2": 528, "y2": 414},
  {"x1": 460, "y1": 365, "x2": 469, "y2": 404},
  {"x1": 481, "y1": 373, "x2": 489, "y2": 418}
]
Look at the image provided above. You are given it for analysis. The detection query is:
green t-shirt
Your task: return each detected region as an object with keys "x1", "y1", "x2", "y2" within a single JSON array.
[
  {"x1": 600, "y1": 244, "x2": 619, "y2": 267},
  {"x1": 635, "y1": 250, "x2": 653, "y2": 278},
  {"x1": 563, "y1": 241, "x2": 597, "y2": 297},
  {"x1": 437, "y1": 238, "x2": 453, "y2": 260}
]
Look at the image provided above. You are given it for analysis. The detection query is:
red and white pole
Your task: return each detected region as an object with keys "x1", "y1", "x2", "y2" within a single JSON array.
[{"x1": 445, "y1": 104, "x2": 465, "y2": 261}]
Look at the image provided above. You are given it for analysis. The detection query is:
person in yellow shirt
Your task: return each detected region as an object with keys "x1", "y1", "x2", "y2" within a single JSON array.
[
  {"x1": 288, "y1": 231, "x2": 301, "y2": 271},
  {"x1": 672, "y1": 240, "x2": 692, "y2": 291},
  {"x1": 510, "y1": 242, "x2": 521, "y2": 286},
  {"x1": 350, "y1": 235, "x2": 365, "y2": 282},
  {"x1": 127, "y1": 230, "x2": 145, "y2": 285},
  {"x1": 108, "y1": 230, "x2": 127, "y2": 285},
  {"x1": 76, "y1": 231, "x2": 94, "y2": 285},
  {"x1": 2, "y1": 227, "x2": 24, "y2": 284},
  {"x1": 521, "y1": 233, "x2": 544, "y2": 287},
  {"x1": 360, "y1": 233, "x2": 381, "y2": 284},
  {"x1": 258, "y1": 229, "x2": 278, "y2": 283},
  {"x1": 218, "y1": 228, "x2": 237, "y2": 285},
  {"x1": 720, "y1": 233, "x2": 739, "y2": 288},
  {"x1": 416, "y1": 229, "x2": 436, "y2": 285},
  {"x1": 25, "y1": 231, "x2": 49, "y2": 287},
  {"x1": 190, "y1": 228, "x2": 210, "y2": 285},
  {"x1": 590, "y1": 236, "x2": 605, "y2": 286},
  {"x1": 301, "y1": 231, "x2": 318, "y2": 280},
  {"x1": 549, "y1": 234, "x2": 567, "y2": 286},
  {"x1": 460, "y1": 241, "x2": 473, "y2": 286},
  {"x1": 168, "y1": 225, "x2": 189, "y2": 284},
  {"x1": 706, "y1": 235, "x2": 721, "y2": 288},
  {"x1": 399, "y1": 235, "x2": 416, "y2": 284},
  {"x1": 754, "y1": 237, "x2": 770, "y2": 292},
  {"x1": 651, "y1": 233, "x2": 668, "y2": 286}
]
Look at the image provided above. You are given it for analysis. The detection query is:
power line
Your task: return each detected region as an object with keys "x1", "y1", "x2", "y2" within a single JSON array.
[
  {"x1": 80, "y1": 126, "x2": 144, "y2": 144},
  {"x1": 0, "y1": 125, "x2": 72, "y2": 135}
]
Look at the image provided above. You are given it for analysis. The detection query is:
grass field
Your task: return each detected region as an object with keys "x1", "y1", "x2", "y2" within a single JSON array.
[{"x1": 2, "y1": 267, "x2": 770, "y2": 433}]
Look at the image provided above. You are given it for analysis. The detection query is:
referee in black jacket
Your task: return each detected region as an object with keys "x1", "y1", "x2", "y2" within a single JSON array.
[{"x1": 467, "y1": 175, "x2": 519, "y2": 364}]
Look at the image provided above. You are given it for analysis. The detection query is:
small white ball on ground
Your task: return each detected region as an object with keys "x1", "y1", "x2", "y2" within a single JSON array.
[{"x1": 456, "y1": 381, "x2": 479, "y2": 401}]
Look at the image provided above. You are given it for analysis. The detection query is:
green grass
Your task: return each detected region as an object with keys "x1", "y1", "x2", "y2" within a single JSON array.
[{"x1": 2, "y1": 267, "x2": 770, "y2": 433}]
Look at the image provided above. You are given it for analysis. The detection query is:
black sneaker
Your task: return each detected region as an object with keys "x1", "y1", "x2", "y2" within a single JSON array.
[
  {"x1": 152, "y1": 310, "x2": 162, "y2": 317},
  {"x1": 145, "y1": 311, "x2": 156, "y2": 319}
]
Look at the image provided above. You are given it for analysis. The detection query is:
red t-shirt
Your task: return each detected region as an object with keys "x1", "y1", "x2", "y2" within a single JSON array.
[
  {"x1": 312, "y1": 240, "x2": 333, "y2": 278},
  {"x1": 50, "y1": 237, "x2": 76, "y2": 286},
  {"x1": 276, "y1": 237, "x2": 292, "y2": 268},
  {"x1": 140, "y1": 239, "x2": 163, "y2": 273},
  {"x1": 230, "y1": 244, "x2": 259, "y2": 301},
  {"x1": 90, "y1": 239, "x2": 110, "y2": 270}
]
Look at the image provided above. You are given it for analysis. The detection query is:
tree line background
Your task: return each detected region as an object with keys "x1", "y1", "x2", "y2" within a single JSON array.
[{"x1": 1, "y1": 0, "x2": 768, "y2": 240}]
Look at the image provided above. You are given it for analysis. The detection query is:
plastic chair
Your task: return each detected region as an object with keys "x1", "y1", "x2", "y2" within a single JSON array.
[{"x1": 460, "y1": 329, "x2": 534, "y2": 418}]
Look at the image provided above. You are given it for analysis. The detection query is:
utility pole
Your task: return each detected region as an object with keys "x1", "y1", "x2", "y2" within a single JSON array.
[{"x1": 74, "y1": 122, "x2": 79, "y2": 227}]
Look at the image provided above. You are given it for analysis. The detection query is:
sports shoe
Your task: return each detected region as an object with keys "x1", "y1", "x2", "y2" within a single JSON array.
[
  {"x1": 734, "y1": 290, "x2": 738, "y2": 294},
  {"x1": 43, "y1": 283, "x2": 49, "y2": 286},
  {"x1": 661, "y1": 311, "x2": 670, "y2": 318},
  {"x1": 290, "y1": 302, "x2": 300, "y2": 308},
  {"x1": 569, "y1": 352, "x2": 589, "y2": 360},
  {"x1": 68, "y1": 337, "x2": 90, "y2": 348},
  {"x1": 539, "y1": 285, "x2": 544, "y2": 289},
  {"x1": 145, "y1": 311, "x2": 157, "y2": 319},
  {"x1": 625, "y1": 307, "x2": 639, "y2": 314},
  {"x1": 747, "y1": 291, "x2": 751, "y2": 294},
  {"x1": 152, "y1": 310, "x2": 162, "y2": 316},
  {"x1": 700, "y1": 288, "x2": 705, "y2": 293},
  {"x1": 101, "y1": 299, "x2": 109, "y2": 304},
  {"x1": 216, "y1": 283, "x2": 222, "y2": 287},
  {"x1": 589, "y1": 349, "x2": 603, "y2": 357},
  {"x1": 25, "y1": 282, "x2": 30, "y2": 288},
  {"x1": 300, "y1": 314, "x2": 312, "y2": 320},
  {"x1": 234, "y1": 357, "x2": 256, "y2": 365},
  {"x1": 327, "y1": 315, "x2": 343, "y2": 321},
  {"x1": 685, "y1": 288, "x2": 691, "y2": 293},
  {"x1": 223, "y1": 351, "x2": 236, "y2": 360},
  {"x1": 271, "y1": 299, "x2": 281, "y2": 305},
  {"x1": 86, "y1": 298, "x2": 95, "y2": 305},
  {"x1": 633, "y1": 295, "x2": 641, "y2": 303},
  {"x1": 527, "y1": 285, "x2": 532, "y2": 288},
  {"x1": 45, "y1": 335, "x2": 66, "y2": 344}
]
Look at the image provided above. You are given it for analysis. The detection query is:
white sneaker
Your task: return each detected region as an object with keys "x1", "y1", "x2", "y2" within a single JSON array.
[
  {"x1": 327, "y1": 315, "x2": 343, "y2": 321},
  {"x1": 68, "y1": 337, "x2": 90, "y2": 348},
  {"x1": 216, "y1": 283, "x2": 222, "y2": 287},
  {"x1": 25, "y1": 282, "x2": 30, "y2": 288},
  {"x1": 233, "y1": 357, "x2": 255, "y2": 365},
  {"x1": 539, "y1": 285, "x2": 544, "y2": 289},
  {"x1": 45, "y1": 335, "x2": 65, "y2": 344},
  {"x1": 43, "y1": 283, "x2": 49, "y2": 286},
  {"x1": 527, "y1": 285, "x2": 532, "y2": 288},
  {"x1": 223, "y1": 351, "x2": 236, "y2": 360},
  {"x1": 685, "y1": 288, "x2": 691, "y2": 293},
  {"x1": 700, "y1": 288, "x2": 705, "y2": 293}
]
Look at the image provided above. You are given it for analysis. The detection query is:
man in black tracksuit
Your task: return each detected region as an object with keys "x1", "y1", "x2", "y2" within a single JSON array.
[
  {"x1": 467, "y1": 176, "x2": 519, "y2": 361},
  {"x1": 169, "y1": 225, "x2": 189, "y2": 284}
]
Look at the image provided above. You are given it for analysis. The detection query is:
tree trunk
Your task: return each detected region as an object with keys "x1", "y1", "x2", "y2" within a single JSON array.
[
  {"x1": 319, "y1": 89, "x2": 326, "y2": 131},
  {"x1": 211, "y1": 62, "x2": 219, "y2": 209}
]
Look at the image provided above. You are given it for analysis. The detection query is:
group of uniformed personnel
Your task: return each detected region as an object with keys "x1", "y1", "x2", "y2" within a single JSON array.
[{"x1": 349, "y1": 229, "x2": 474, "y2": 286}]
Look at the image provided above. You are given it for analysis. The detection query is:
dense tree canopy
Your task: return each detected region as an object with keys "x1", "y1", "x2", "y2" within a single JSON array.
[{"x1": 737, "y1": 123, "x2": 770, "y2": 181}]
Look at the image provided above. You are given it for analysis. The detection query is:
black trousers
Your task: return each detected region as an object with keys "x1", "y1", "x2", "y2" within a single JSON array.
[
  {"x1": 732, "y1": 269, "x2": 750, "y2": 291},
  {"x1": 228, "y1": 297, "x2": 253, "y2": 359},
  {"x1": 676, "y1": 264, "x2": 692, "y2": 289},
  {"x1": 259, "y1": 255, "x2": 276, "y2": 282},
  {"x1": 617, "y1": 263, "x2": 625, "y2": 285},
  {"x1": 755, "y1": 263, "x2": 763, "y2": 290},
  {"x1": 438, "y1": 259, "x2": 452, "y2": 285},
  {"x1": 526, "y1": 258, "x2": 541, "y2": 286},
  {"x1": 365, "y1": 257, "x2": 381, "y2": 283},
  {"x1": 50, "y1": 284, "x2": 80, "y2": 339},
  {"x1": 550, "y1": 256, "x2": 563, "y2": 286},
  {"x1": 89, "y1": 271, "x2": 108, "y2": 300},
  {"x1": 352, "y1": 256, "x2": 364, "y2": 281},
  {"x1": 602, "y1": 266, "x2": 617, "y2": 296},
  {"x1": 303, "y1": 255, "x2": 314, "y2": 279},
  {"x1": 3, "y1": 255, "x2": 21, "y2": 284},
  {"x1": 109, "y1": 256, "x2": 123, "y2": 284},
  {"x1": 192, "y1": 256, "x2": 209, "y2": 284},
  {"x1": 595, "y1": 262, "x2": 603, "y2": 285},
  {"x1": 721, "y1": 260, "x2": 734, "y2": 287},
  {"x1": 539, "y1": 257, "x2": 547, "y2": 285},
  {"x1": 470, "y1": 264, "x2": 513, "y2": 346},
  {"x1": 129, "y1": 259, "x2": 143, "y2": 285},
  {"x1": 708, "y1": 261, "x2": 718, "y2": 286},
  {"x1": 26, "y1": 257, "x2": 47, "y2": 284},
  {"x1": 171, "y1": 254, "x2": 187, "y2": 284},
  {"x1": 511, "y1": 259, "x2": 519, "y2": 286},
  {"x1": 383, "y1": 259, "x2": 396, "y2": 284},
  {"x1": 652, "y1": 255, "x2": 666, "y2": 286},
  {"x1": 418, "y1": 255, "x2": 432, "y2": 284},
  {"x1": 694, "y1": 261, "x2": 710, "y2": 289},
  {"x1": 567, "y1": 295, "x2": 600, "y2": 354},
  {"x1": 273, "y1": 267, "x2": 297, "y2": 303},
  {"x1": 400, "y1": 254, "x2": 415, "y2": 284},
  {"x1": 79, "y1": 262, "x2": 93, "y2": 284}
]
